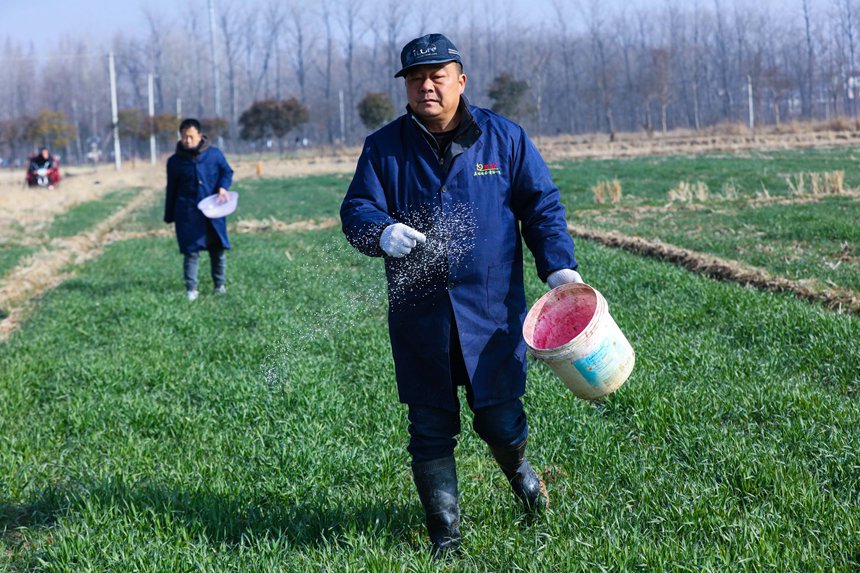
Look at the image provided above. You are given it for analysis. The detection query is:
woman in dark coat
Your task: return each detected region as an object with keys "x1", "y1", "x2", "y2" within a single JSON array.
[{"x1": 164, "y1": 118, "x2": 234, "y2": 301}]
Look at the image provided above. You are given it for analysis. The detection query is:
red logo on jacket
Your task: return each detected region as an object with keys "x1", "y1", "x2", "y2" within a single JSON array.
[{"x1": 474, "y1": 162, "x2": 501, "y2": 176}]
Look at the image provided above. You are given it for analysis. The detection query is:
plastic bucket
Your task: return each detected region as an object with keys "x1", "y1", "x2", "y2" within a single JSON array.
[
  {"x1": 197, "y1": 191, "x2": 239, "y2": 218},
  {"x1": 523, "y1": 283, "x2": 635, "y2": 400}
]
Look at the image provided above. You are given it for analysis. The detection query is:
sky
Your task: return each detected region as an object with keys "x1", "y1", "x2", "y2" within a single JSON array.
[
  {"x1": 0, "y1": 0, "x2": 180, "y2": 47},
  {"x1": 0, "y1": 0, "x2": 824, "y2": 56},
  {"x1": 0, "y1": 0, "x2": 562, "y2": 50}
]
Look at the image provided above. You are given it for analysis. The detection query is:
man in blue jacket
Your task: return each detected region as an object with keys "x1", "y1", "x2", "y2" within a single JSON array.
[
  {"x1": 164, "y1": 118, "x2": 234, "y2": 301},
  {"x1": 341, "y1": 34, "x2": 582, "y2": 556}
]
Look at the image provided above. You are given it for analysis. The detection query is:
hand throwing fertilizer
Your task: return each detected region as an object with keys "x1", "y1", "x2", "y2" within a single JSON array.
[{"x1": 523, "y1": 283, "x2": 635, "y2": 400}]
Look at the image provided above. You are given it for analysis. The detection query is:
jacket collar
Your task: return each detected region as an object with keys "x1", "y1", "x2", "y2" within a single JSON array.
[{"x1": 406, "y1": 96, "x2": 482, "y2": 152}]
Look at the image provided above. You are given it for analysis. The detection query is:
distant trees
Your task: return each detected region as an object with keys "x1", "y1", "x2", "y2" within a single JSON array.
[
  {"x1": 29, "y1": 111, "x2": 77, "y2": 150},
  {"x1": 487, "y1": 74, "x2": 531, "y2": 122},
  {"x1": 201, "y1": 117, "x2": 230, "y2": 143},
  {"x1": 357, "y1": 92, "x2": 395, "y2": 130},
  {"x1": 0, "y1": 119, "x2": 27, "y2": 161},
  {"x1": 116, "y1": 109, "x2": 178, "y2": 158},
  {"x1": 239, "y1": 98, "x2": 309, "y2": 152},
  {"x1": 0, "y1": 112, "x2": 77, "y2": 156},
  {"x1": 8, "y1": 0, "x2": 860, "y2": 162}
]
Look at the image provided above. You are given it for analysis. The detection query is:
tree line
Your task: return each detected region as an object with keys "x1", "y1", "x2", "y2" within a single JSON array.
[{"x1": 0, "y1": 0, "x2": 857, "y2": 163}]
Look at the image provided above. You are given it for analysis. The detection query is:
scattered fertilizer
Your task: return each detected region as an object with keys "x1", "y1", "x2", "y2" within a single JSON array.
[
  {"x1": 385, "y1": 202, "x2": 478, "y2": 308},
  {"x1": 262, "y1": 203, "x2": 480, "y2": 391}
]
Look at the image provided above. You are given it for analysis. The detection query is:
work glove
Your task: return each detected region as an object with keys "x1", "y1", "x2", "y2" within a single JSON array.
[
  {"x1": 547, "y1": 269, "x2": 584, "y2": 289},
  {"x1": 379, "y1": 223, "x2": 427, "y2": 258}
]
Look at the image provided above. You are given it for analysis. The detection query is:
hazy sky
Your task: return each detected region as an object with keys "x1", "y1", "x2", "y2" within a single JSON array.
[
  {"x1": 0, "y1": 0, "x2": 182, "y2": 48},
  {"x1": 0, "y1": 0, "x2": 563, "y2": 50},
  {"x1": 0, "y1": 0, "x2": 822, "y2": 55}
]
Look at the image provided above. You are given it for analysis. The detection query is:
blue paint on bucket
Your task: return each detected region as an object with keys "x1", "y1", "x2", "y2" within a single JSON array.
[{"x1": 573, "y1": 336, "x2": 615, "y2": 386}]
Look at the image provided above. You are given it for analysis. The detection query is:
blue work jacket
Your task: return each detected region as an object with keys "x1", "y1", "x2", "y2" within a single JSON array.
[
  {"x1": 341, "y1": 103, "x2": 577, "y2": 411},
  {"x1": 164, "y1": 139, "x2": 233, "y2": 254}
]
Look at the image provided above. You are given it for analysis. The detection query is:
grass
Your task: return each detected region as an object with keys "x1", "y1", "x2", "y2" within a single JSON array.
[
  {"x1": 0, "y1": 189, "x2": 141, "y2": 283},
  {"x1": 550, "y1": 147, "x2": 860, "y2": 291},
  {"x1": 1, "y1": 223, "x2": 858, "y2": 571},
  {"x1": 582, "y1": 195, "x2": 860, "y2": 290},
  {"x1": 551, "y1": 146, "x2": 860, "y2": 210},
  {"x1": 116, "y1": 174, "x2": 350, "y2": 235},
  {"x1": 45, "y1": 188, "x2": 139, "y2": 239},
  {"x1": 0, "y1": 244, "x2": 36, "y2": 280}
]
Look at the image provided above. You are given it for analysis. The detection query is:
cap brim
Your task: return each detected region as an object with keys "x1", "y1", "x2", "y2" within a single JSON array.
[{"x1": 394, "y1": 58, "x2": 459, "y2": 78}]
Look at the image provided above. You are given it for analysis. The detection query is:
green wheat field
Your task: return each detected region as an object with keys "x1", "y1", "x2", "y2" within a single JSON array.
[{"x1": 1, "y1": 147, "x2": 858, "y2": 572}]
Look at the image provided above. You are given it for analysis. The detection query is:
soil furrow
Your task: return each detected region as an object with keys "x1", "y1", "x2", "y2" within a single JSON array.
[{"x1": 569, "y1": 223, "x2": 860, "y2": 314}]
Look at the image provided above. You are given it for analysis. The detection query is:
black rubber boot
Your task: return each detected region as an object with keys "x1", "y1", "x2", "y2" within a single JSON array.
[
  {"x1": 412, "y1": 456, "x2": 461, "y2": 559},
  {"x1": 490, "y1": 440, "x2": 548, "y2": 514}
]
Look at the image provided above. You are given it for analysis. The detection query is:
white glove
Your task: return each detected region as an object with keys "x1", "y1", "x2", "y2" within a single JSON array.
[
  {"x1": 379, "y1": 223, "x2": 427, "y2": 258},
  {"x1": 547, "y1": 268, "x2": 584, "y2": 289}
]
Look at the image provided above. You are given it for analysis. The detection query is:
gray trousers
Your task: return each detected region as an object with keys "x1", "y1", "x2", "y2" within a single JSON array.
[{"x1": 183, "y1": 249, "x2": 226, "y2": 291}]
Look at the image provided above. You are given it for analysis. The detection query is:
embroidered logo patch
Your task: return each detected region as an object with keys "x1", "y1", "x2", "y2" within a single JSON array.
[{"x1": 474, "y1": 162, "x2": 502, "y2": 176}]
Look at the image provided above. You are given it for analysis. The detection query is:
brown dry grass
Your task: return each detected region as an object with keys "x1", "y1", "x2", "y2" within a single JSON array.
[
  {"x1": 537, "y1": 123, "x2": 860, "y2": 162},
  {"x1": 591, "y1": 179, "x2": 623, "y2": 204}
]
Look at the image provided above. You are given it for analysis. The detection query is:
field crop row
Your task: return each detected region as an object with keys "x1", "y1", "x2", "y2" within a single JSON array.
[
  {"x1": 550, "y1": 146, "x2": 860, "y2": 209},
  {"x1": 578, "y1": 195, "x2": 860, "y2": 294},
  {"x1": 550, "y1": 147, "x2": 860, "y2": 298},
  {"x1": 1, "y1": 225, "x2": 858, "y2": 571},
  {"x1": 0, "y1": 188, "x2": 139, "y2": 284}
]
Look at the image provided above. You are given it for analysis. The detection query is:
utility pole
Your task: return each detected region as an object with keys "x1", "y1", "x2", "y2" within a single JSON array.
[
  {"x1": 747, "y1": 75, "x2": 755, "y2": 130},
  {"x1": 108, "y1": 51, "x2": 122, "y2": 171},
  {"x1": 339, "y1": 89, "x2": 345, "y2": 144},
  {"x1": 208, "y1": 0, "x2": 224, "y2": 148},
  {"x1": 148, "y1": 73, "x2": 157, "y2": 164}
]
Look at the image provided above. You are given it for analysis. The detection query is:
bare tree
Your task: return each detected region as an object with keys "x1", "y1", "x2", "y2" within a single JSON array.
[
  {"x1": 286, "y1": 0, "x2": 315, "y2": 103},
  {"x1": 552, "y1": 0, "x2": 580, "y2": 134},
  {"x1": 143, "y1": 9, "x2": 168, "y2": 112},
  {"x1": 338, "y1": 0, "x2": 365, "y2": 141},
  {"x1": 713, "y1": 0, "x2": 734, "y2": 121},
  {"x1": 802, "y1": 0, "x2": 816, "y2": 117},
  {"x1": 219, "y1": 3, "x2": 245, "y2": 140},
  {"x1": 583, "y1": 0, "x2": 617, "y2": 139},
  {"x1": 837, "y1": 0, "x2": 858, "y2": 116},
  {"x1": 255, "y1": 2, "x2": 285, "y2": 101},
  {"x1": 381, "y1": 0, "x2": 411, "y2": 101}
]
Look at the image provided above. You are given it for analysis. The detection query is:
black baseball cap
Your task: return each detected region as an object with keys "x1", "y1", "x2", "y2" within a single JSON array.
[{"x1": 394, "y1": 33, "x2": 463, "y2": 78}]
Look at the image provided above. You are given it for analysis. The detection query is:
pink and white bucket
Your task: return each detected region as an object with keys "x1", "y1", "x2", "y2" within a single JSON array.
[{"x1": 523, "y1": 283, "x2": 635, "y2": 400}]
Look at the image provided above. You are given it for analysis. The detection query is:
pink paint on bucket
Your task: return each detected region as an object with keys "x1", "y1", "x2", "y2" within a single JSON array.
[
  {"x1": 523, "y1": 283, "x2": 635, "y2": 400},
  {"x1": 531, "y1": 288, "x2": 597, "y2": 350}
]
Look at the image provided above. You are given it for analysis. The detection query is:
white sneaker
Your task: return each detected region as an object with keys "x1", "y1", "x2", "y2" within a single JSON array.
[
  {"x1": 214, "y1": 285, "x2": 227, "y2": 295},
  {"x1": 187, "y1": 290, "x2": 199, "y2": 301}
]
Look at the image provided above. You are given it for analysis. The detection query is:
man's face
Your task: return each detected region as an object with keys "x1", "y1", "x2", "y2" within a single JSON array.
[
  {"x1": 404, "y1": 62, "x2": 466, "y2": 129},
  {"x1": 181, "y1": 126, "x2": 202, "y2": 149},
  {"x1": 40, "y1": 149, "x2": 49, "y2": 159}
]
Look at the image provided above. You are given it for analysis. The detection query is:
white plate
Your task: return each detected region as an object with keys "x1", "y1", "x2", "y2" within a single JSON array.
[{"x1": 197, "y1": 191, "x2": 239, "y2": 218}]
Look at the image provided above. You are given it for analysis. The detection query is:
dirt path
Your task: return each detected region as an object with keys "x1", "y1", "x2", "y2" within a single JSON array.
[
  {"x1": 0, "y1": 186, "x2": 161, "y2": 340},
  {"x1": 568, "y1": 223, "x2": 860, "y2": 314}
]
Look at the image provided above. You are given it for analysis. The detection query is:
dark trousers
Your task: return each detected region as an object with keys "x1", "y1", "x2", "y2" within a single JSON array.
[
  {"x1": 183, "y1": 248, "x2": 226, "y2": 291},
  {"x1": 407, "y1": 314, "x2": 529, "y2": 463}
]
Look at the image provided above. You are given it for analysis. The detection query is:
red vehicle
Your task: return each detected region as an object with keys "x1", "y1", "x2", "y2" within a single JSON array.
[{"x1": 26, "y1": 148, "x2": 61, "y2": 188}]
